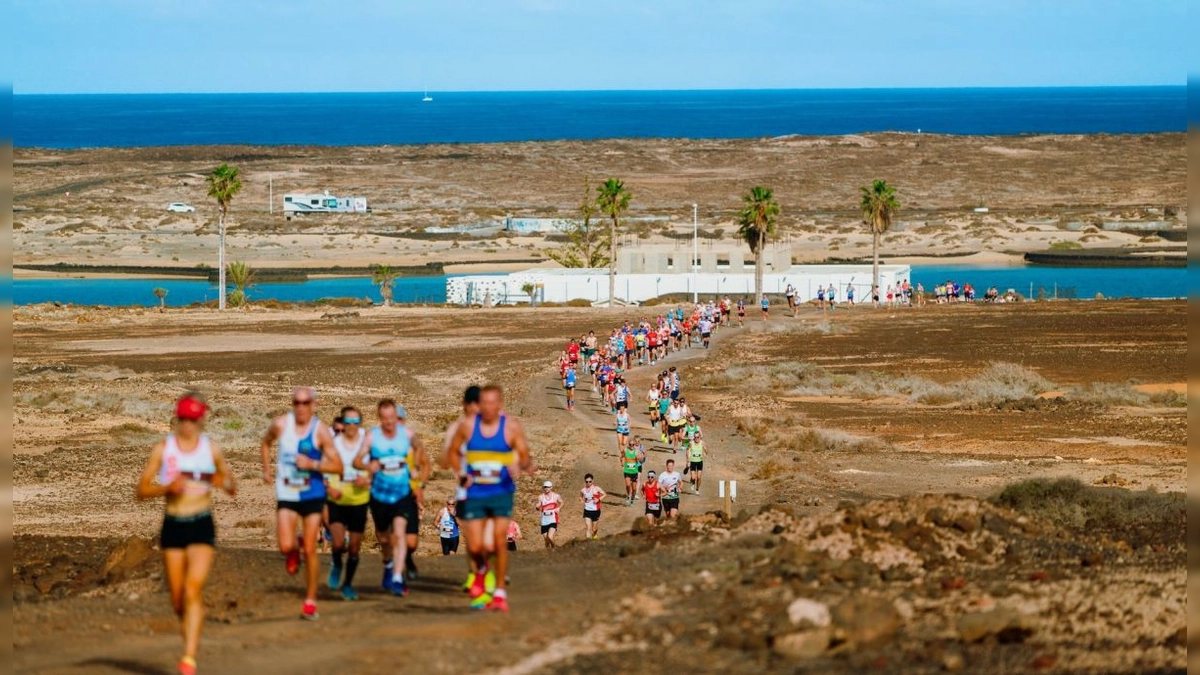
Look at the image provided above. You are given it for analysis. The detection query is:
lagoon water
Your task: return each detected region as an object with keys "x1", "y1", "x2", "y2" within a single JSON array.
[
  {"x1": 12, "y1": 266, "x2": 1185, "y2": 307},
  {"x1": 15, "y1": 87, "x2": 1185, "y2": 149}
]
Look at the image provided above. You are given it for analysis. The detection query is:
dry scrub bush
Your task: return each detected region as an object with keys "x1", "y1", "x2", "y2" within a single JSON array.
[
  {"x1": 705, "y1": 361, "x2": 1055, "y2": 408},
  {"x1": 993, "y1": 478, "x2": 1184, "y2": 550}
]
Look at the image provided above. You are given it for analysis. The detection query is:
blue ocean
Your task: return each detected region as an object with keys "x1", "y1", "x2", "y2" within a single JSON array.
[{"x1": 13, "y1": 87, "x2": 1184, "y2": 148}]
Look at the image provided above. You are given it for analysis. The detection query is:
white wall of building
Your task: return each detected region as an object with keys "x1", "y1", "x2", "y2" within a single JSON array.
[{"x1": 446, "y1": 265, "x2": 912, "y2": 306}]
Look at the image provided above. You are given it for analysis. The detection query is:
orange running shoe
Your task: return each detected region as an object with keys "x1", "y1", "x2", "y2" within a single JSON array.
[
  {"x1": 177, "y1": 656, "x2": 197, "y2": 675},
  {"x1": 285, "y1": 549, "x2": 301, "y2": 576}
]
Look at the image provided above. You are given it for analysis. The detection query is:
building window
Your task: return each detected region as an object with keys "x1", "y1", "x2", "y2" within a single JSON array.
[
  {"x1": 666, "y1": 256, "x2": 674, "y2": 270},
  {"x1": 716, "y1": 256, "x2": 730, "y2": 269}
]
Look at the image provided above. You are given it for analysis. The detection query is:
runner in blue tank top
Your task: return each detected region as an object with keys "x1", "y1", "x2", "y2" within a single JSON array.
[
  {"x1": 442, "y1": 384, "x2": 534, "y2": 612},
  {"x1": 354, "y1": 398, "x2": 427, "y2": 597},
  {"x1": 260, "y1": 386, "x2": 341, "y2": 621}
]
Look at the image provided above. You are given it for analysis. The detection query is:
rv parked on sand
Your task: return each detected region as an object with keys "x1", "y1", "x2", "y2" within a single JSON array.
[{"x1": 282, "y1": 191, "x2": 369, "y2": 219}]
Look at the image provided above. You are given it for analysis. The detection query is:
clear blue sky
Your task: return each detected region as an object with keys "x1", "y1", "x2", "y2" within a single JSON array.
[{"x1": 12, "y1": 0, "x2": 1185, "y2": 94}]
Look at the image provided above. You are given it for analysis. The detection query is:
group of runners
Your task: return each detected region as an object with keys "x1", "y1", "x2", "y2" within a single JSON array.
[
  {"x1": 556, "y1": 306, "x2": 717, "y2": 539},
  {"x1": 138, "y1": 383, "x2": 534, "y2": 674}
]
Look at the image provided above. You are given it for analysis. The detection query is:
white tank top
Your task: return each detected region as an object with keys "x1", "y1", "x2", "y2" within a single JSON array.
[
  {"x1": 539, "y1": 492, "x2": 561, "y2": 525},
  {"x1": 159, "y1": 434, "x2": 216, "y2": 496},
  {"x1": 333, "y1": 432, "x2": 367, "y2": 483},
  {"x1": 582, "y1": 486, "x2": 601, "y2": 511},
  {"x1": 276, "y1": 413, "x2": 321, "y2": 501}
]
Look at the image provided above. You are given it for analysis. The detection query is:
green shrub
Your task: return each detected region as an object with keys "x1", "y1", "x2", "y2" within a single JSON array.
[{"x1": 993, "y1": 478, "x2": 1184, "y2": 549}]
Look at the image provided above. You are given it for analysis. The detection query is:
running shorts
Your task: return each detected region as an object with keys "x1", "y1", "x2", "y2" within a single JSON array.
[
  {"x1": 540, "y1": 523, "x2": 557, "y2": 534},
  {"x1": 689, "y1": 461, "x2": 704, "y2": 472},
  {"x1": 370, "y1": 494, "x2": 418, "y2": 532},
  {"x1": 645, "y1": 503, "x2": 661, "y2": 518},
  {"x1": 462, "y1": 493, "x2": 514, "y2": 520},
  {"x1": 701, "y1": 332, "x2": 711, "y2": 339},
  {"x1": 161, "y1": 512, "x2": 216, "y2": 549},
  {"x1": 406, "y1": 507, "x2": 420, "y2": 536},
  {"x1": 507, "y1": 541, "x2": 518, "y2": 552},
  {"x1": 455, "y1": 500, "x2": 467, "y2": 520},
  {"x1": 277, "y1": 498, "x2": 324, "y2": 518},
  {"x1": 662, "y1": 497, "x2": 680, "y2": 512},
  {"x1": 327, "y1": 502, "x2": 369, "y2": 533},
  {"x1": 583, "y1": 509, "x2": 601, "y2": 522},
  {"x1": 624, "y1": 470, "x2": 639, "y2": 480},
  {"x1": 440, "y1": 536, "x2": 460, "y2": 555},
  {"x1": 669, "y1": 423, "x2": 685, "y2": 435}
]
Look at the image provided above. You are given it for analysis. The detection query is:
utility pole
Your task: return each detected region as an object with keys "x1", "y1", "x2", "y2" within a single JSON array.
[{"x1": 692, "y1": 203, "x2": 699, "y2": 303}]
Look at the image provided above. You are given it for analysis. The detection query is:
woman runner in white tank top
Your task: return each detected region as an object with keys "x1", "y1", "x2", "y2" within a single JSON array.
[{"x1": 136, "y1": 393, "x2": 235, "y2": 675}]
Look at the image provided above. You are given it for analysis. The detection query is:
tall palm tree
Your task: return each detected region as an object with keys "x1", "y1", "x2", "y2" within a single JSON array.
[
  {"x1": 152, "y1": 287, "x2": 168, "y2": 311},
  {"x1": 226, "y1": 261, "x2": 254, "y2": 307},
  {"x1": 860, "y1": 179, "x2": 900, "y2": 294},
  {"x1": 206, "y1": 163, "x2": 243, "y2": 310},
  {"x1": 371, "y1": 264, "x2": 398, "y2": 306},
  {"x1": 736, "y1": 186, "x2": 782, "y2": 306},
  {"x1": 596, "y1": 178, "x2": 631, "y2": 305}
]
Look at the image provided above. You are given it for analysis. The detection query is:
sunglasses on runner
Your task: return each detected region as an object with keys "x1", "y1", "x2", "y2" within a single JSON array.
[
  {"x1": 293, "y1": 399, "x2": 313, "y2": 406},
  {"x1": 343, "y1": 417, "x2": 361, "y2": 425}
]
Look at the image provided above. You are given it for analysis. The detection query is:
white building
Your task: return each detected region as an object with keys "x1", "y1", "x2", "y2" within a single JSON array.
[{"x1": 446, "y1": 264, "x2": 912, "y2": 306}]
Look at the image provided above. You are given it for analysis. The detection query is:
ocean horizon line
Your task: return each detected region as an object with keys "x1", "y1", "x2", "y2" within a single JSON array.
[{"x1": 14, "y1": 84, "x2": 1186, "y2": 97}]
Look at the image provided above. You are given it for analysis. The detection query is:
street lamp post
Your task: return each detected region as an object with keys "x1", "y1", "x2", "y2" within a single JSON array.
[{"x1": 692, "y1": 203, "x2": 699, "y2": 303}]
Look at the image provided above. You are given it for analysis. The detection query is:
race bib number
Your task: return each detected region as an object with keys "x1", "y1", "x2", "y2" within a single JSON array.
[
  {"x1": 541, "y1": 512, "x2": 558, "y2": 526},
  {"x1": 472, "y1": 463, "x2": 502, "y2": 485},
  {"x1": 380, "y1": 456, "x2": 405, "y2": 477},
  {"x1": 282, "y1": 464, "x2": 310, "y2": 489},
  {"x1": 648, "y1": 502, "x2": 661, "y2": 511}
]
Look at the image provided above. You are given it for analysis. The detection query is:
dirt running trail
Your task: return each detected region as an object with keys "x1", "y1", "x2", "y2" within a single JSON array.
[{"x1": 528, "y1": 319, "x2": 771, "y2": 531}]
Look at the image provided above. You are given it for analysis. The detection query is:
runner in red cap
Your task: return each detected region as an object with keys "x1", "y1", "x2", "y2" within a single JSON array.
[{"x1": 136, "y1": 393, "x2": 236, "y2": 675}]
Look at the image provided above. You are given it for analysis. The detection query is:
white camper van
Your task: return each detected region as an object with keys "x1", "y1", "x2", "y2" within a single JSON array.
[{"x1": 282, "y1": 191, "x2": 369, "y2": 218}]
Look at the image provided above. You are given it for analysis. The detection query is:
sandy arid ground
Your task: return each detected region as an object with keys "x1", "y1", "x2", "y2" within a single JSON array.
[
  {"x1": 12, "y1": 300, "x2": 1185, "y2": 674},
  {"x1": 13, "y1": 133, "x2": 1186, "y2": 273}
]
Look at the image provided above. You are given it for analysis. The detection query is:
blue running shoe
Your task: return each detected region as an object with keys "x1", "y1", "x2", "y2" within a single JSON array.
[
  {"x1": 341, "y1": 585, "x2": 359, "y2": 601},
  {"x1": 327, "y1": 563, "x2": 342, "y2": 590},
  {"x1": 390, "y1": 578, "x2": 409, "y2": 597}
]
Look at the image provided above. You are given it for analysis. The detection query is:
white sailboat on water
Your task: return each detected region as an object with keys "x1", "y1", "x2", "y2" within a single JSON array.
[{"x1": 422, "y1": 86, "x2": 432, "y2": 102}]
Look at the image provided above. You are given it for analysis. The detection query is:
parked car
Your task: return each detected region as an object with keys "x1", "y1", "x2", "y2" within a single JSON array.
[{"x1": 166, "y1": 202, "x2": 196, "y2": 213}]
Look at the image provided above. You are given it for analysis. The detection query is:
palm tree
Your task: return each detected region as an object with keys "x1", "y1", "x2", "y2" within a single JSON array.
[
  {"x1": 206, "y1": 164, "x2": 243, "y2": 311},
  {"x1": 152, "y1": 287, "x2": 168, "y2": 311},
  {"x1": 736, "y1": 186, "x2": 782, "y2": 306},
  {"x1": 521, "y1": 281, "x2": 538, "y2": 308},
  {"x1": 371, "y1": 264, "x2": 398, "y2": 306},
  {"x1": 226, "y1": 261, "x2": 255, "y2": 308},
  {"x1": 596, "y1": 178, "x2": 631, "y2": 306},
  {"x1": 861, "y1": 179, "x2": 900, "y2": 295}
]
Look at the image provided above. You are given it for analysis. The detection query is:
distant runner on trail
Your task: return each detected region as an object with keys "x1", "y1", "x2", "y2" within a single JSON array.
[
  {"x1": 443, "y1": 384, "x2": 535, "y2": 612},
  {"x1": 537, "y1": 481, "x2": 563, "y2": 548},
  {"x1": 563, "y1": 364, "x2": 577, "y2": 411},
  {"x1": 642, "y1": 470, "x2": 662, "y2": 528},
  {"x1": 323, "y1": 406, "x2": 371, "y2": 601},
  {"x1": 580, "y1": 473, "x2": 606, "y2": 540},
  {"x1": 436, "y1": 496, "x2": 461, "y2": 555},
  {"x1": 621, "y1": 438, "x2": 645, "y2": 506},
  {"x1": 658, "y1": 459, "x2": 683, "y2": 521},
  {"x1": 136, "y1": 393, "x2": 236, "y2": 675},
  {"x1": 260, "y1": 386, "x2": 342, "y2": 621},
  {"x1": 687, "y1": 431, "x2": 706, "y2": 495}
]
